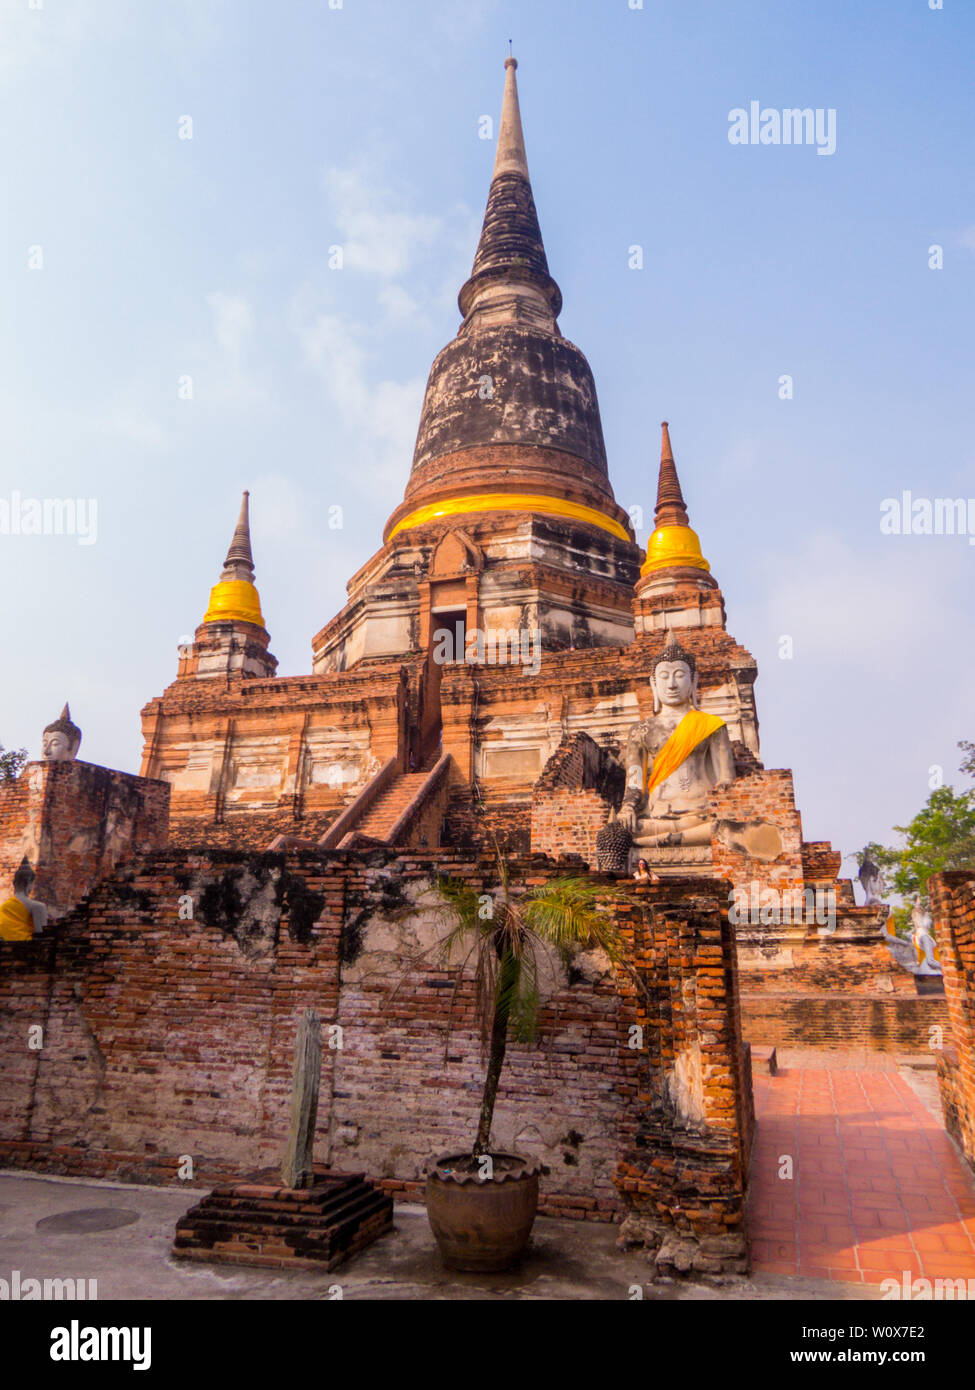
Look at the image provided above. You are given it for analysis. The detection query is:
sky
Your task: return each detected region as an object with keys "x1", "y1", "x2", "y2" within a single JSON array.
[{"x1": 1, "y1": 0, "x2": 973, "y2": 866}]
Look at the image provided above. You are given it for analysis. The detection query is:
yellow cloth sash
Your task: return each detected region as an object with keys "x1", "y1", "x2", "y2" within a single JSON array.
[
  {"x1": 646, "y1": 710, "x2": 726, "y2": 798},
  {"x1": 0, "y1": 897, "x2": 34, "y2": 942}
]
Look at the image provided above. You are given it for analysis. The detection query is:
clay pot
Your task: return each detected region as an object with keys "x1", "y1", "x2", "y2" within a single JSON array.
[{"x1": 425, "y1": 1152, "x2": 541, "y2": 1271}]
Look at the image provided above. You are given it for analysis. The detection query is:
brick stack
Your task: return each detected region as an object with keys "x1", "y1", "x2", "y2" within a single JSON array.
[
  {"x1": 612, "y1": 878, "x2": 753, "y2": 1277},
  {"x1": 173, "y1": 1170, "x2": 393, "y2": 1270}
]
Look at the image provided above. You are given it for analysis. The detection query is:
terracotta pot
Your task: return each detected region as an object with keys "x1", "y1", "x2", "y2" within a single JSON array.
[{"x1": 425, "y1": 1151, "x2": 541, "y2": 1271}]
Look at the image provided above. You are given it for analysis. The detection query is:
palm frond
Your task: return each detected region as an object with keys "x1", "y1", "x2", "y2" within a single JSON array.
[{"x1": 521, "y1": 877, "x2": 623, "y2": 961}]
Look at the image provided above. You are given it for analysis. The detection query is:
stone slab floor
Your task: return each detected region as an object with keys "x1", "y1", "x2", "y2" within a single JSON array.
[
  {"x1": 0, "y1": 1172, "x2": 868, "y2": 1302},
  {"x1": 748, "y1": 1052, "x2": 975, "y2": 1288}
]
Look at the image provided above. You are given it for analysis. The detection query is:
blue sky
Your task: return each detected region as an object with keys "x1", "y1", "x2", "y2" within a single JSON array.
[{"x1": 1, "y1": 0, "x2": 973, "y2": 864}]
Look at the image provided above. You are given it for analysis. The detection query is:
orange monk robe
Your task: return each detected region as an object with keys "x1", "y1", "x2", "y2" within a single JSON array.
[
  {"x1": 645, "y1": 710, "x2": 726, "y2": 799},
  {"x1": 0, "y1": 897, "x2": 34, "y2": 941}
]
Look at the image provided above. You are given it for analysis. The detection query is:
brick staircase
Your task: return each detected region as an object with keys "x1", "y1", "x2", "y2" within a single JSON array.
[{"x1": 349, "y1": 772, "x2": 431, "y2": 840}]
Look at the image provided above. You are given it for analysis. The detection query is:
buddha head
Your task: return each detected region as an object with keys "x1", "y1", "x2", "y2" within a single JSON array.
[
  {"x1": 42, "y1": 703, "x2": 81, "y2": 762},
  {"x1": 12, "y1": 855, "x2": 35, "y2": 900},
  {"x1": 651, "y1": 633, "x2": 698, "y2": 713}
]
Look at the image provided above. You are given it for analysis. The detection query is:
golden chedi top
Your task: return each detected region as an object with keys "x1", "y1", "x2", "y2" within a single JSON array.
[
  {"x1": 640, "y1": 423, "x2": 711, "y2": 577},
  {"x1": 202, "y1": 491, "x2": 267, "y2": 628}
]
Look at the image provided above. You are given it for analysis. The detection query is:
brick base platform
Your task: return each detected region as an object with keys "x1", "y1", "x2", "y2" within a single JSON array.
[{"x1": 172, "y1": 1169, "x2": 394, "y2": 1270}]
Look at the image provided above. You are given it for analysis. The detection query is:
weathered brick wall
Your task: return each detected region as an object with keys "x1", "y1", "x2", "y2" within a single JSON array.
[
  {"x1": 0, "y1": 939, "x2": 55, "y2": 1143},
  {"x1": 0, "y1": 760, "x2": 169, "y2": 917},
  {"x1": 740, "y1": 994, "x2": 948, "y2": 1052},
  {"x1": 443, "y1": 791, "x2": 531, "y2": 852},
  {"x1": 613, "y1": 878, "x2": 753, "y2": 1276},
  {"x1": 529, "y1": 731, "x2": 622, "y2": 866},
  {"x1": 0, "y1": 770, "x2": 32, "y2": 889},
  {"x1": 530, "y1": 790, "x2": 608, "y2": 868},
  {"x1": 737, "y1": 936, "x2": 916, "y2": 996},
  {"x1": 710, "y1": 771, "x2": 805, "y2": 900},
  {"x1": 167, "y1": 808, "x2": 338, "y2": 852},
  {"x1": 0, "y1": 847, "x2": 752, "y2": 1268},
  {"x1": 931, "y1": 871, "x2": 975, "y2": 1171}
]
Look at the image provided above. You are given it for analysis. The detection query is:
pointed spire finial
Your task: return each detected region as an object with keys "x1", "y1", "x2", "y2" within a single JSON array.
[
  {"x1": 458, "y1": 56, "x2": 562, "y2": 329},
  {"x1": 654, "y1": 421, "x2": 690, "y2": 529},
  {"x1": 493, "y1": 50, "x2": 529, "y2": 179},
  {"x1": 221, "y1": 490, "x2": 255, "y2": 581}
]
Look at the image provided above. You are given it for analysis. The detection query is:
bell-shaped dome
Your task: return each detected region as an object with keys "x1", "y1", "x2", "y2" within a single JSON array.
[{"x1": 385, "y1": 57, "x2": 630, "y2": 546}]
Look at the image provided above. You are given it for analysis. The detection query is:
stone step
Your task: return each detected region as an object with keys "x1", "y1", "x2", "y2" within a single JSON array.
[
  {"x1": 179, "y1": 1187, "x2": 389, "y2": 1233},
  {"x1": 354, "y1": 774, "x2": 429, "y2": 837}
]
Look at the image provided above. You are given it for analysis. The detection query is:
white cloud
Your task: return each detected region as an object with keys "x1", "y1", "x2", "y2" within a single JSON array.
[
  {"x1": 324, "y1": 167, "x2": 442, "y2": 277},
  {"x1": 205, "y1": 292, "x2": 255, "y2": 361},
  {"x1": 378, "y1": 284, "x2": 420, "y2": 322},
  {"x1": 295, "y1": 307, "x2": 424, "y2": 491},
  {"x1": 179, "y1": 291, "x2": 270, "y2": 410},
  {"x1": 0, "y1": 0, "x2": 104, "y2": 79},
  {"x1": 735, "y1": 529, "x2": 975, "y2": 852}
]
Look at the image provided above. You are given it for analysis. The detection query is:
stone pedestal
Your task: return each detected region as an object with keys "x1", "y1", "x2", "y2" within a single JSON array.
[{"x1": 173, "y1": 1169, "x2": 393, "y2": 1270}]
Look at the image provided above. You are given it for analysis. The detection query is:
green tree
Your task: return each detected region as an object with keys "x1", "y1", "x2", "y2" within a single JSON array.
[
  {"x1": 0, "y1": 743, "x2": 28, "y2": 784},
  {"x1": 879, "y1": 744, "x2": 975, "y2": 901},
  {"x1": 959, "y1": 740, "x2": 975, "y2": 779}
]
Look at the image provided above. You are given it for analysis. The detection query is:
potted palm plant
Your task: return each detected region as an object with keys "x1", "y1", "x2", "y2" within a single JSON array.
[{"x1": 424, "y1": 852, "x2": 625, "y2": 1271}]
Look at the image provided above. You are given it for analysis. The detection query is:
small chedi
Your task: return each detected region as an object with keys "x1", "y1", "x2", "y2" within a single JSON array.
[{"x1": 0, "y1": 54, "x2": 964, "y2": 1276}]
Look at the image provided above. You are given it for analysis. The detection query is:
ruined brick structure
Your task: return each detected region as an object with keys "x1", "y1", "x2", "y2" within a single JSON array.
[
  {"x1": 931, "y1": 872, "x2": 975, "y2": 1173},
  {"x1": 0, "y1": 56, "x2": 956, "y2": 1276},
  {"x1": 0, "y1": 759, "x2": 169, "y2": 918},
  {"x1": 0, "y1": 846, "x2": 752, "y2": 1273}
]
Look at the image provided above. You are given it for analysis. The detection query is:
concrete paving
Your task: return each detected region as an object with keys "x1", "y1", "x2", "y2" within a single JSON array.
[{"x1": 0, "y1": 1172, "x2": 874, "y2": 1301}]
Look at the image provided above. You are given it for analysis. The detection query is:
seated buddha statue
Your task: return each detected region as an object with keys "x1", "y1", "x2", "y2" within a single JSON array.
[
  {"x1": 618, "y1": 632, "x2": 736, "y2": 849},
  {"x1": 0, "y1": 857, "x2": 49, "y2": 942}
]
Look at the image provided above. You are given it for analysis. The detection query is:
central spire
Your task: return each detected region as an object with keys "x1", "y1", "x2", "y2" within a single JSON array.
[
  {"x1": 385, "y1": 55, "x2": 635, "y2": 549},
  {"x1": 457, "y1": 54, "x2": 562, "y2": 332}
]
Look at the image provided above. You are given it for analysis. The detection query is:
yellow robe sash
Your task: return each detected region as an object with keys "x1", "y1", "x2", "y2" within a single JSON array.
[
  {"x1": 646, "y1": 710, "x2": 726, "y2": 799},
  {"x1": 0, "y1": 897, "x2": 34, "y2": 942}
]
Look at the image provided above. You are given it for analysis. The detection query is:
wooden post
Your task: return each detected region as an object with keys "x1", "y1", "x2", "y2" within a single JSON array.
[{"x1": 281, "y1": 1009, "x2": 322, "y2": 1189}]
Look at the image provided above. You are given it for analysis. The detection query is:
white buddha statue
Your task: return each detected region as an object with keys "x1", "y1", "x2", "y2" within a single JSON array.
[
  {"x1": 618, "y1": 633, "x2": 736, "y2": 849},
  {"x1": 910, "y1": 898, "x2": 942, "y2": 976}
]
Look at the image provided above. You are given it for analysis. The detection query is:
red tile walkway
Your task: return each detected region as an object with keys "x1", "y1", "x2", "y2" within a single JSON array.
[{"x1": 748, "y1": 1067, "x2": 975, "y2": 1286}]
